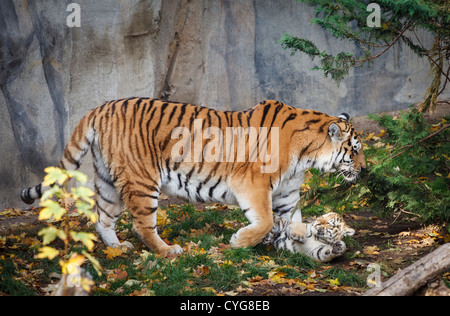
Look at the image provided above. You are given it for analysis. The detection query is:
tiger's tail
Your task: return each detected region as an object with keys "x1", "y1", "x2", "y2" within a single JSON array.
[{"x1": 21, "y1": 111, "x2": 96, "y2": 204}]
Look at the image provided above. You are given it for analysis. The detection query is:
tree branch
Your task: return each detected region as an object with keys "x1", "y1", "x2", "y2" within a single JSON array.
[
  {"x1": 388, "y1": 123, "x2": 450, "y2": 160},
  {"x1": 412, "y1": 31, "x2": 450, "y2": 82}
]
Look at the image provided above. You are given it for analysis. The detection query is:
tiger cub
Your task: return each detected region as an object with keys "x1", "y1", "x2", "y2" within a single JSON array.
[
  {"x1": 21, "y1": 98, "x2": 365, "y2": 256},
  {"x1": 262, "y1": 212, "x2": 355, "y2": 262}
]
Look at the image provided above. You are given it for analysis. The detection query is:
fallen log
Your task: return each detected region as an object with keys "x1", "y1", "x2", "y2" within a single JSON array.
[{"x1": 365, "y1": 243, "x2": 450, "y2": 296}]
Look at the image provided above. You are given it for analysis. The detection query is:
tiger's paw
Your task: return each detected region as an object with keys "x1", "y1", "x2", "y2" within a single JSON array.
[
  {"x1": 288, "y1": 222, "x2": 307, "y2": 244},
  {"x1": 331, "y1": 240, "x2": 346, "y2": 255},
  {"x1": 160, "y1": 244, "x2": 183, "y2": 257},
  {"x1": 290, "y1": 232, "x2": 307, "y2": 244},
  {"x1": 230, "y1": 233, "x2": 247, "y2": 248},
  {"x1": 116, "y1": 241, "x2": 135, "y2": 252},
  {"x1": 229, "y1": 233, "x2": 239, "y2": 248}
]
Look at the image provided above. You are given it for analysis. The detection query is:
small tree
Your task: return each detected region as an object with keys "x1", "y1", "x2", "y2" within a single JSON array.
[
  {"x1": 35, "y1": 167, "x2": 101, "y2": 294},
  {"x1": 280, "y1": 0, "x2": 450, "y2": 112}
]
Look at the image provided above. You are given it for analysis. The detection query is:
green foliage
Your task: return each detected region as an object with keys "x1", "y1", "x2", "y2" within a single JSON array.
[
  {"x1": 35, "y1": 167, "x2": 101, "y2": 292},
  {"x1": 280, "y1": 0, "x2": 450, "y2": 111},
  {"x1": 365, "y1": 109, "x2": 449, "y2": 221},
  {"x1": 301, "y1": 108, "x2": 449, "y2": 222}
]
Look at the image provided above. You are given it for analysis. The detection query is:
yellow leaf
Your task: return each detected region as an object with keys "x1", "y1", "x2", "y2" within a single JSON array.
[
  {"x1": 38, "y1": 227, "x2": 66, "y2": 245},
  {"x1": 269, "y1": 271, "x2": 287, "y2": 284},
  {"x1": 375, "y1": 130, "x2": 386, "y2": 138},
  {"x1": 270, "y1": 275, "x2": 286, "y2": 284},
  {"x1": 60, "y1": 253, "x2": 86, "y2": 275},
  {"x1": 43, "y1": 167, "x2": 69, "y2": 186},
  {"x1": 70, "y1": 232, "x2": 97, "y2": 251},
  {"x1": 35, "y1": 247, "x2": 60, "y2": 260},
  {"x1": 364, "y1": 245, "x2": 380, "y2": 255},
  {"x1": 221, "y1": 260, "x2": 233, "y2": 266},
  {"x1": 444, "y1": 234, "x2": 450, "y2": 243},
  {"x1": 79, "y1": 277, "x2": 95, "y2": 293},
  {"x1": 156, "y1": 208, "x2": 170, "y2": 226},
  {"x1": 365, "y1": 132, "x2": 374, "y2": 141},
  {"x1": 327, "y1": 278, "x2": 340, "y2": 286},
  {"x1": 83, "y1": 251, "x2": 102, "y2": 276},
  {"x1": 161, "y1": 227, "x2": 172, "y2": 238},
  {"x1": 103, "y1": 246, "x2": 124, "y2": 260},
  {"x1": 39, "y1": 200, "x2": 66, "y2": 221}
]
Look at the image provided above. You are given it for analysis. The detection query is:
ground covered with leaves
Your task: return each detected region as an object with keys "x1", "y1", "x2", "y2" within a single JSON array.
[
  {"x1": 0, "y1": 203, "x2": 448, "y2": 296},
  {"x1": 1, "y1": 104, "x2": 449, "y2": 296}
]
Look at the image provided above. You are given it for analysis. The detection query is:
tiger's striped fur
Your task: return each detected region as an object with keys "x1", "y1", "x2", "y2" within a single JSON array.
[
  {"x1": 21, "y1": 98, "x2": 365, "y2": 255},
  {"x1": 262, "y1": 212, "x2": 355, "y2": 262}
]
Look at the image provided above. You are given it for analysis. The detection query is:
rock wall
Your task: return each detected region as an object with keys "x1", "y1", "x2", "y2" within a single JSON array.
[{"x1": 1, "y1": 0, "x2": 448, "y2": 208}]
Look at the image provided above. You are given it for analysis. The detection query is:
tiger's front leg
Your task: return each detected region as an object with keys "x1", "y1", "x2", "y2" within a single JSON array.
[{"x1": 230, "y1": 182, "x2": 274, "y2": 248}]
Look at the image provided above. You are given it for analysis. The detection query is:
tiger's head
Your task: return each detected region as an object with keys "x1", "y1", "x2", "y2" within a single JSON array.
[
  {"x1": 310, "y1": 212, "x2": 355, "y2": 244},
  {"x1": 321, "y1": 113, "x2": 366, "y2": 183}
]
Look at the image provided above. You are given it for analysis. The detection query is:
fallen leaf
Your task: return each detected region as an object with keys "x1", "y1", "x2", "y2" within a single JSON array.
[
  {"x1": 156, "y1": 208, "x2": 170, "y2": 226},
  {"x1": 248, "y1": 275, "x2": 264, "y2": 284},
  {"x1": 129, "y1": 288, "x2": 155, "y2": 296},
  {"x1": 444, "y1": 234, "x2": 450, "y2": 243},
  {"x1": 327, "y1": 278, "x2": 340, "y2": 286},
  {"x1": 364, "y1": 246, "x2": 380, "y2": 255},
  {"x1": 365, "y1": 132, "x2": 374, "y2": 141},
  {"x1": 358, "y1": 229, "x2": 372, "y2": 236},
  {"x1": 106, "y1": 268, "x2": 128, "y2": 282},
  {"x1": 195, "y1": 265, "x2": 210, "y2": 277},
  {"x1": 124, "y1": 279, "x2": 143, "y2": 287},
  {"x1": 103, "y1": 246, "x2": 124, "y2": 260},
  {"x1": 268, "y1": 271, "x2": 287, "y2": 284}
]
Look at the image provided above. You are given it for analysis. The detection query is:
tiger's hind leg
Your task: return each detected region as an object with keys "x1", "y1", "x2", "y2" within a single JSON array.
[
  {"x1": 93, "y1": 155, "x2": 134, "y2": 251},
  {"x1": 121, "y1": 181, "x2": 183, "y2": 256}
]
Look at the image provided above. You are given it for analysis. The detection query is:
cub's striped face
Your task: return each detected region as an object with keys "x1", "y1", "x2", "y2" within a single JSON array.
[
  {"x1": 327, "y1": 119, "x2": 366, "y2": 183},
  {"x1": 310, "y1": 212, "x2": 355, "y2": 244}
]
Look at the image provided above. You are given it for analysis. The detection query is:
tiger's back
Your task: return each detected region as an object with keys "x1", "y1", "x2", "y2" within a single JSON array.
[{"x1": 21, "y1": 98, "x2": 365, "y2": 255}]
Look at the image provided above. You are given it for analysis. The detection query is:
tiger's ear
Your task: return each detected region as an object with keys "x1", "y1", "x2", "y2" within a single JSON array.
[
  {"x1": 328, "y1": 123, "x2": 341, "y2": 142},
  {"x1": 338, "y1": 113, "x2": 350, "y2": 121}
]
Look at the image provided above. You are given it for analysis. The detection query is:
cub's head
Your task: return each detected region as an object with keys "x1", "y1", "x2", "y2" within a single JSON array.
[
  {"x1": 324, "y1": 114, "x2": 366, "y2": 183},
  {"x1": 310, "y1": 212, "x2": 355, "y2": 244}
]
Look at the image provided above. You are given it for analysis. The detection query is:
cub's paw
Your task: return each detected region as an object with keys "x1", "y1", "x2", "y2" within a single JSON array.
[
  {"x1": 331, "y1": 240, "x2": 346, "y2": 255},
  {"x1": 290, "y1": 232, "x2": 307, "y2": 244}
]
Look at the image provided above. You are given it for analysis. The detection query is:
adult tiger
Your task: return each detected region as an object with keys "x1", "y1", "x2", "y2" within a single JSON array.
[{"x1": 21, "y1": 98, "x2": 365, "y2": 255}]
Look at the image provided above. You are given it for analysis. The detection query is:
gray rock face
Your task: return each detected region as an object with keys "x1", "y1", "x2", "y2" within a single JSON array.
[{"x1": 1, "y1": 0, "x2": 447, "y2": 208}]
